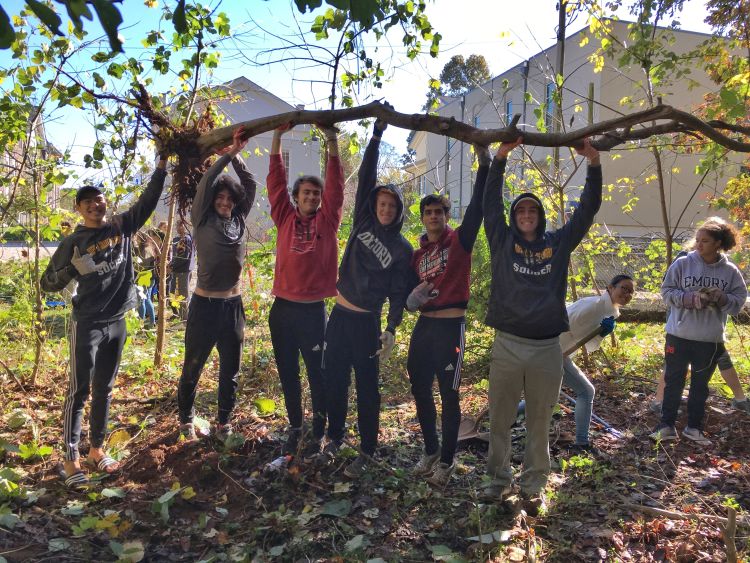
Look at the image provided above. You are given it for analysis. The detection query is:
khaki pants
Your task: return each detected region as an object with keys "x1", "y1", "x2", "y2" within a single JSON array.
[{"x1": 487, "y1": 330, "x2": 562, "y2": 495}]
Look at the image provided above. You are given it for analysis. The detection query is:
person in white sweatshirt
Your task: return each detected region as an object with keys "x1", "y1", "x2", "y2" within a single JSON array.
[
  {"x1": 558, "y1": 275, "x2": 635, "y2": 451},
  {"x1": 651, "y1": 217, "x2": 747, "y2": 446}
]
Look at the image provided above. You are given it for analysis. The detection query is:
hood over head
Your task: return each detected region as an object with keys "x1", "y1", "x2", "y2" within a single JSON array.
[
  {"x1": 369, "y1": 183, "x2": 405, "y2": 232},
  {"x1": 509, "y1": 191, "x2": 546, "y2": 242}
]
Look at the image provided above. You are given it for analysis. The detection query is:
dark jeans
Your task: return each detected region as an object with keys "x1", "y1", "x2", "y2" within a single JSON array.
[
  {"x1": 322, "y1": 305, "x2": 381, "y2": 455},
  {"x1": 269, "y1": 297, "x2": 327, "y2": 438},
  {"x1": 407, "y1": 316, "x2": 465, "y2": 464},
  {"x1": 64, "y1": 317, "x2": 127, "y2": 461},
  {"x1": 178, "y1": 294, "x2": 245, "y2": 425},
  {"x1": 662, "y1": 333, "x2": 724, "y2": 430}
]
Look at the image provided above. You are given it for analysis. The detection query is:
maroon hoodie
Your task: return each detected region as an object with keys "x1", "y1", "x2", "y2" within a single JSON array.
[{"x1": 267, "y1": 153, "x2": 344, "y2": 301}]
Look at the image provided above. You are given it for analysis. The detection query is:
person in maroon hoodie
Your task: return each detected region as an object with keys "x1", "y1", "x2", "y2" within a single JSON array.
[
  {"x1": 267, "y1": 124, "x2": 343, "y2": 458},
  {"x1": 405, "y1": 143, "x2": 492, "y2": 488}
]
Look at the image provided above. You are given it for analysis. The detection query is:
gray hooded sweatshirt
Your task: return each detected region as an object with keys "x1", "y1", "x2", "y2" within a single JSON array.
[{"x1": 662, "y1": 250, "x2": 747, "y2": 343}]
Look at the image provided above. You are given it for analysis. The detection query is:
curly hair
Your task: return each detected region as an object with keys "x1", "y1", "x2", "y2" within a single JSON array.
[{"x1": 695, "y1": 216, "x2": 741, "y2": 251}]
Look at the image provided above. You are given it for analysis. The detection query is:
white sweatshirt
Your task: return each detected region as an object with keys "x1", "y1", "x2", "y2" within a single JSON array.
[
  {"x1": 559, "y1": 290, "x2": 619, "y2": 356},
  {"x1": 661, "y1": 250, "x2": 747, "y2": 343}
]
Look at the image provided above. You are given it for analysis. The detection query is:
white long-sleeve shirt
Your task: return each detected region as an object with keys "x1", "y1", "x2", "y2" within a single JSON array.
[{"x1": 559, "y1": 290, "x2": 619, "y2": 356}]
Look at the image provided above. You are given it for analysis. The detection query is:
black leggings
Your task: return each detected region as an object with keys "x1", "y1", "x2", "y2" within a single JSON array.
[
  {"x1": 63, "y1": 317, "x2": 127, "y2": 461},
  {"x1": 322, "y1": 305, "x2": 381, "y2": 455},
  {"x1": 662, "y1": 333, "x2": 724, "y2": 430},
  {"x1": 178, "y1": 294, "x2": 245, "y2": 425},
  {"x1": 407, "y1": 315, "x2": 465, "y2": 464},
  {"x1": 269, "y1": 297, "x2": 327, "y2": 438}
]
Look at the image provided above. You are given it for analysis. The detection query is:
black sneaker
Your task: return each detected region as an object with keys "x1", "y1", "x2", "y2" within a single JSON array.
[
  {"x1": 344, "y1": 454, "x2": 372, "y2": 478},
  {"x1": 649, "y1": 424, "x2": 678, "y2": 442},
  {"x1": 301, "y1": 437, "x2": 323, "y2": 462},
  {"x1": 283, "y1": 427, "x2": 303, "y2": 455}
]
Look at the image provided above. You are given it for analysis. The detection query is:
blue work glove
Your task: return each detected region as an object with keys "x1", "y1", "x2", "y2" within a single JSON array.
[{"x1": 599, "y1": 316, "x2": 616, "y2": 337}]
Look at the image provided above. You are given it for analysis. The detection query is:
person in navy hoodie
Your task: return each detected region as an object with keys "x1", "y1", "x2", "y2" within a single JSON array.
[
  {"x1": 41, "y1": 152, "x2": 169, "y2": 490},
  {"x1": 322, "y1": 112, "x2": 413, "y2": 478},
  {"x1": 267, "y1": 123, "x2": 344, "y2": 458},
  {"x1": 405, "y1": 143, "x2": 492, "y2": 488}
]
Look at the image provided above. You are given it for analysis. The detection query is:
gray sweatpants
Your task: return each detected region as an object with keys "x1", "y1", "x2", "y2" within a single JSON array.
[{"x1": 487, "y1": 330, "x2": 563, "y2": 495}]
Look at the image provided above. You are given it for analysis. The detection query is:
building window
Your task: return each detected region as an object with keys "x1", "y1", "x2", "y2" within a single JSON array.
[
  {"x1": 282, "y1": 149, "x2": 290, "y2": 173},
  {"x1": 545, "y1": 82, "x2": 555, "y2": 128},
  {"x1": 505, "y1": 100, "x2": 512, "y2": 125}
]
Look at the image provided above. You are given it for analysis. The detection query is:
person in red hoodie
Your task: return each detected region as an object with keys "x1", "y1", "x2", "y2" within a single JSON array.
[
  {"x1": 267, "y1": 124, "x2": 343, "y2": 458},
  {"x1": 405, "y1": 143, "x2": 492, "y2": 488}
]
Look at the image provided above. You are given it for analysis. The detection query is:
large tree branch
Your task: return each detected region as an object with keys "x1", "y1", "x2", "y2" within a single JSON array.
[{"x1": 188, "y1": 101, "x2": 750, "y2": 159}]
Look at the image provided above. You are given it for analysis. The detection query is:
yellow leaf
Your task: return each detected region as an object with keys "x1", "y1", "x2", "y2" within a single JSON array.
[
  {"x1": 181, "y1": 486, "x2": 196, "y2": 500},
  {"x1": 108, "y1": 429, "x2": 131, "y2": 447},
  {"x1": 579, "y1": 36, "x2": 589, "y2": 47},
  {"x1": 171, "y1": 481, "x2": 181, "y2": 491}
]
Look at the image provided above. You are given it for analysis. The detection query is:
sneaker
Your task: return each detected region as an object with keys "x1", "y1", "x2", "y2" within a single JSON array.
[
  {"x1": 682, "y1": 427, "x2": 712, "y2": 446},
  {"x1": 649, "y1": 401, "x2": 662, "y2": 414},
  {"x1": 412, "y1": 452, "x2": 440, "y2": 477},
  {"x1": 731, "y1": 398, "x2": 750, "y2": 413},
  {"x1": 567, "y1": 443, "x2": 595, "y2": 454},
  {"x1": 301, "y1": 438, "x2": 323, "y2": 462},
  {"x1": 283, "y1": 427, "x2": 303, "y2": 455},
  {"x1": 521, "y1": 491, "x2": 547, "y2": 516},
  {"x1": 344, "y1": 454, "x2": 372, "y2": 478},
  {"x1": 426, "y1": 461, "x2": 455, "y2": 488},
  {"x1": 478, "y1": 482, "x2": 513, "y2": 502},
  {"x1": 214, "y1": 424, "x2": 234, "y2": 443},
  {"x1": 179, "y1": 423, "x2": 198, "y2": 441},
  {"x1": 649, "y1": 424, "x2": 678, "y2": 442}
]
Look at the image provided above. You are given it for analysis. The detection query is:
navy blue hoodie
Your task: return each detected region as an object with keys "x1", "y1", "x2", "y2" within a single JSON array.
[
  {"x1": 336, "y1": 135, "x2": 413, "y2": 333},
  {"x1": 483, "y1": 157, "x2": 602, "y2": 338}
]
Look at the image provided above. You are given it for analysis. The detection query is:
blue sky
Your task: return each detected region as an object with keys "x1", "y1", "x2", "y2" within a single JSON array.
[{"x1": 0, "y1": 0, "x2": 714, "y2": 176}]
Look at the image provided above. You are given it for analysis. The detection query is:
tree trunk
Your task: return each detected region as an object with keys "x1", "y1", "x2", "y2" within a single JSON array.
[
  {"x1": 154, "y1": 198, "x2": 176, "y2": 368},
  {"x1": 29, "y1": 154, "x2": 44, "y2": 387}
]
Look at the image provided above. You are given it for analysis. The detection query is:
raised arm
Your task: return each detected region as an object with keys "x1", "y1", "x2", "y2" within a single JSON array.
[
  {"x1": 482, "y1": 137, "x2": 521, "y2": 246},
  {"x1": 561, "y1": 139, "x2": 602, "y2": 250},
  {"x1": 354, "y1": 120, "x2": 385, "y2": 220},
  {"x1": 119, "y1": 156, "x2": 168, "y2": 234},
  {"x1": 231, "y1": 156, "x2": 257, "y2": 218},
  {"x1": 191, "y1": 127, "x2": 250, "y2": 226},
  {"x1": 320, "y1": 126, "x2": 344, "y2": 229},
  {"x1": 457, "y1": 144, "x2": 491, "y2": 252},
  {"x1": 267, "y1": 125, "x2": 294, "y2": 226}
]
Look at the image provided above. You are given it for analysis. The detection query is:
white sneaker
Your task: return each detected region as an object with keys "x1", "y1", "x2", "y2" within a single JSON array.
[{"x1": 681, "y1": 427, "x2": 711, "y2": 446}]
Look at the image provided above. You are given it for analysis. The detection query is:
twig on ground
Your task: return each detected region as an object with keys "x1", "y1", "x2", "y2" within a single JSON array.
[{"x1": 724, "y1": 506, "x2": 738, "y2": 563}]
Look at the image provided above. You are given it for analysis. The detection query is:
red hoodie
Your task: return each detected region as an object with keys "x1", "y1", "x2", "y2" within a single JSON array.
[
  {"x1": 267, "y1": 154, "x2": 344, "y2": 301},
  {"x1": 411, "y1": 225, "x2": 472, "y2": 312}
]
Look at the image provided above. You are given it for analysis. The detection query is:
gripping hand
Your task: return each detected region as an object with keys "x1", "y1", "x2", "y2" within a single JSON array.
[
  {"x1": 406, "y1": 281, "x2": 437, "y2": 311},
  {"x1": 71, "y1": 247, "x2": 105, "y2": 276},
  {"x1": 599, "y1": 316, "x2": 616, "y2": 337},
  {"x1": 375, "y1": 330, "x2": 396, "y2": 362}
]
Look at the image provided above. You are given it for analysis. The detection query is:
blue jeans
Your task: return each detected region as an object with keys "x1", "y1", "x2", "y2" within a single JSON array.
[
  {"x1": 138, "y1": 283, "x2": 156, "y2": 325},
  {"x1": 561, "y1": 355, "x2": 595, "y2": 445}
]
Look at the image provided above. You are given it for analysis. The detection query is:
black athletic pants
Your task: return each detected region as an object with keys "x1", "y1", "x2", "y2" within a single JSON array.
[
  {"x1": 178, "y1": 294, "x2": 245, "y2": 425},
  {"x1": 662, "y1": 333, "x2": 724, "y2": 430},
  {"x1": 322, "y1": 304, "x2": 381, "y2": 455},
  {"x1": 407, "y1": 315, "x2": 465, "y2": 464},
  {"x1": 269, "y1": 297, "x2": 327, "y2": 439},
  {"x1": 64, "y1": 316, "x2": 127, "y2": 461}
]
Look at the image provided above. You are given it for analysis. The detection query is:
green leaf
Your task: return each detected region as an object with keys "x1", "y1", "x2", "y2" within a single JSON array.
[
  {"x1": 6, "y1": 408, "x2": 32, "y2": 430},
  {"x1": 48, "y1": 538, "x2": 70, "y2": 552},
  {"x1": 90, "y1": 0, "x2": 124, "y2": 53},
  {"x1": 0, "y1": 505, "x2": 20, "y2": 529},
  {"x1": 0, "y1": 7, "x2": 14, "y2": 49},
  {"x1": 344, "y1": 534, "x2": 370, "y2": 552},
  {"x1": 26, "y1": 0, "x2": 63, "y2": 35},
  {"x1": 173, "y1": 0, "x2": 187, "y2": 34},
  {"x1": 321, "y1": 498, "x2": 351, "y2": 517},
  {"x1": 157, "y1": 488, "x2": 181, "y2": 504},
  {"x1": 253, "y1": 397, "x2": 276, "y2": 416},
  {"x1": 101, "y1": 487, "x2": 126, "y2": 498}
]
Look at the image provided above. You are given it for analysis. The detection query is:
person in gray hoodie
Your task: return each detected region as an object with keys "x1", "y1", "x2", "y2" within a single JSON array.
[
  {"x1": 651, "y1": 217, "x2": 747, "y2": 445},
  {"x1": 482, "y1": 137, "x2": 601, "y2": 514}
]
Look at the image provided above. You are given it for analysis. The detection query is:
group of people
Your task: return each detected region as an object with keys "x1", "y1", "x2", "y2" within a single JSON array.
[{"x1": 41, "y1": 116, "x2": 747, "y2": 512}]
